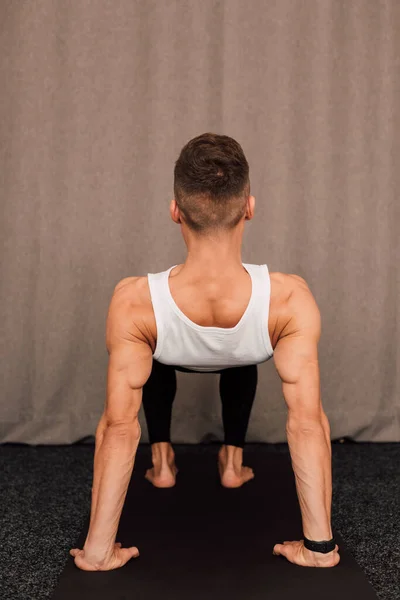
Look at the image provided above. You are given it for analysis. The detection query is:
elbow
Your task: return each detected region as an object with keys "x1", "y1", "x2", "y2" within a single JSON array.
[
  {"x1": 286, "y1": 411, "x2": 328, "y2": 436},
  {"x1": 107, "y1": 418, "x2": 141, "y2": 442},
  {"x1": 131, "y1": 418, "x2": 142, "y2": 442},
  {"x1": 286, "y1": 420, "x2": 314, "y2": 437}
]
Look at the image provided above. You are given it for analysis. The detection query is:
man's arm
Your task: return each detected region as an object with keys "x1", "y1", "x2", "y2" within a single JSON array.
[
  {"x1": 273, "y1": 277, "x2": 333, "y2": 543},
  {"x1": 82, "y1": 281, "x2": 153, "y2": 565}
]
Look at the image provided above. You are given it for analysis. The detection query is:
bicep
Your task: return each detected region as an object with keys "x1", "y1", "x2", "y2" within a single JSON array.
[
  {"x1": 273, "y1": 284, "x2": 323, "y2": 423},
  {"x1": 103, "y1": 288, "x2": 153, "y2": 427}
]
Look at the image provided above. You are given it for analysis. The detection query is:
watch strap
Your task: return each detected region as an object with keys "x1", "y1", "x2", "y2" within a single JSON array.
[{"x1": 303, "y1": 536, "x2": 336, "y2": 554}]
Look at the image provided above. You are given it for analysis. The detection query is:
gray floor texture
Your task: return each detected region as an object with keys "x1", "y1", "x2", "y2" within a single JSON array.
[{"x1": 0, "y1": 441, "x2": 399, "y2": 600}]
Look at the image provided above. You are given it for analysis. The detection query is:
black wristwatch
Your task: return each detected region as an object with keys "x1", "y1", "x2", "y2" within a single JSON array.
[{"x1": 303, "y1": 536, "x2": 336, "y2": 554}]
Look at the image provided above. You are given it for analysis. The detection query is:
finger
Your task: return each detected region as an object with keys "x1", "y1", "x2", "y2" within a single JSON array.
[
  {"x1": 117, "y1": 547, "x2": 139, "y2": 567},
  {"x1": 275, "y1": 543, "x2": 294, "y2": 560},
  {"x1": 274, "y1": 541, "x2": 293, "y2": 553},
  {"x1": 130, "y1": 546, "x2": 140, "y2": 558},
  {"x1": 115, "y1": 542, "x2": 122, "y2": 548},
  {"x1": 273, "y1": 543, "x2": 284, "y2": 556},
  {"x1": 117, "y1": 546, "x2": 140, "y2": 562},
  {"x1": 70, "y1": 549, "x2": 80, "y2": 557}
]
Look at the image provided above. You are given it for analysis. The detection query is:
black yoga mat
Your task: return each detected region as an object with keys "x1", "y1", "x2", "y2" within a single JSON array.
[{"x1": 51, "y1": 444, "x2": 378, "y2": 600}]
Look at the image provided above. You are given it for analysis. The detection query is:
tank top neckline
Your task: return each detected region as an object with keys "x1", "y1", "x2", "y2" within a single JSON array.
[{"x1": 164, "y1": 263, "x2": 256, "y2": 333}]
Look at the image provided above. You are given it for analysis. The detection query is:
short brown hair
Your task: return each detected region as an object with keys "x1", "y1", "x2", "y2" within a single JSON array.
[{"x1": 173, "y1": 133, "x2": 250, "y2": 235}]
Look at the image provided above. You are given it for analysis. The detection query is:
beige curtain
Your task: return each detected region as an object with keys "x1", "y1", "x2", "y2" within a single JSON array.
[{"x1": 1, "y1": 0, "x2": 399, "y2": 444}]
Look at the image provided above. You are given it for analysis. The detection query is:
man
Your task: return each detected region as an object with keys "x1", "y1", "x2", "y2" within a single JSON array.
[{"x1": 70, "y1": 133, "x2": 340, "y2": 571}]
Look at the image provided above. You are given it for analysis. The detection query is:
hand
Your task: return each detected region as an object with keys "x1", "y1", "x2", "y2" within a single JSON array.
[
  {"x1": 70, "y1": 542, "x2": 139, "y2": 571},
  {"x1": 273, "y1": 539, "x2": 340, "y2": 567}
]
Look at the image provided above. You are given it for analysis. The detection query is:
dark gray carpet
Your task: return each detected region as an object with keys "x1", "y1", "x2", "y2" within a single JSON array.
[{"x1": 0, "y1": 441, "x2": 399, "y2": 600}]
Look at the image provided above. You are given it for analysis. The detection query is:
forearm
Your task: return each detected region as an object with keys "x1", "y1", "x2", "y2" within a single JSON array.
[
  {"x1": 89, "y1": 414, "x2": 108, "y2": 524},
  {"x1": 286, "y1": 415, "x2": 333, "y2": 540},
  {"x1": 84, "y1": 421, "x2": 141, "y2": 560}
]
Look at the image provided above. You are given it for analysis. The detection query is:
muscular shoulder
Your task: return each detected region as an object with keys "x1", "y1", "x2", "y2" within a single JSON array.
[
  {"x1": 113, "y1": 275, "x2": 142, "y2": 294},
  {"x1": 112, "y1": 275, "x2": 150, "y2": 303},
  {"x1": 106, "y1": 276, "x2": 151, "y2": 348},
  {"x1": 272, "y1": 272, "x2": 321, "y2": 340},
  {"x1": 270, "y1": 271, "x2": 308, "y2": 290}
]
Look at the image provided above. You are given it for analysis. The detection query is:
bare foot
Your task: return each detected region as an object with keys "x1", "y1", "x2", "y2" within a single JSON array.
[
  {"x1": 145, "y1": 442, "x2": 178, "y2": 488},
  {"x1": 218, "y1": 445, "x2": 255, "y2": 488}
]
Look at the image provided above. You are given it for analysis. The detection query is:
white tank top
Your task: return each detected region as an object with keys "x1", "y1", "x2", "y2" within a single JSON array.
[{"x1": 147, "y1": 263, "x2": 274, "y2": 372}]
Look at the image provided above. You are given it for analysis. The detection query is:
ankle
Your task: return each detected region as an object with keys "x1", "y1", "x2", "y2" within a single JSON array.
[
  {"x1": 151, "y1": 442, "x2": 173, "y2": 465},
  {"x1": 220, "y1": 444, "x2": 243, "y2": 468}
]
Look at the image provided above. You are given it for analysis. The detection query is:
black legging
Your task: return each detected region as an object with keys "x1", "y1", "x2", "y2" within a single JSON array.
[{"x1": 142, "y1": 360, "x2": 258, "y2": 448}]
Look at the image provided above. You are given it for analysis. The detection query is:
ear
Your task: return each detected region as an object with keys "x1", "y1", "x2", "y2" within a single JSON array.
[
  {"x1": 169, "y1": 199, "x2": 181, "y2": 224},
  {"x1": 245, "y1": 195, "x2": 255, "y2": 220}
]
